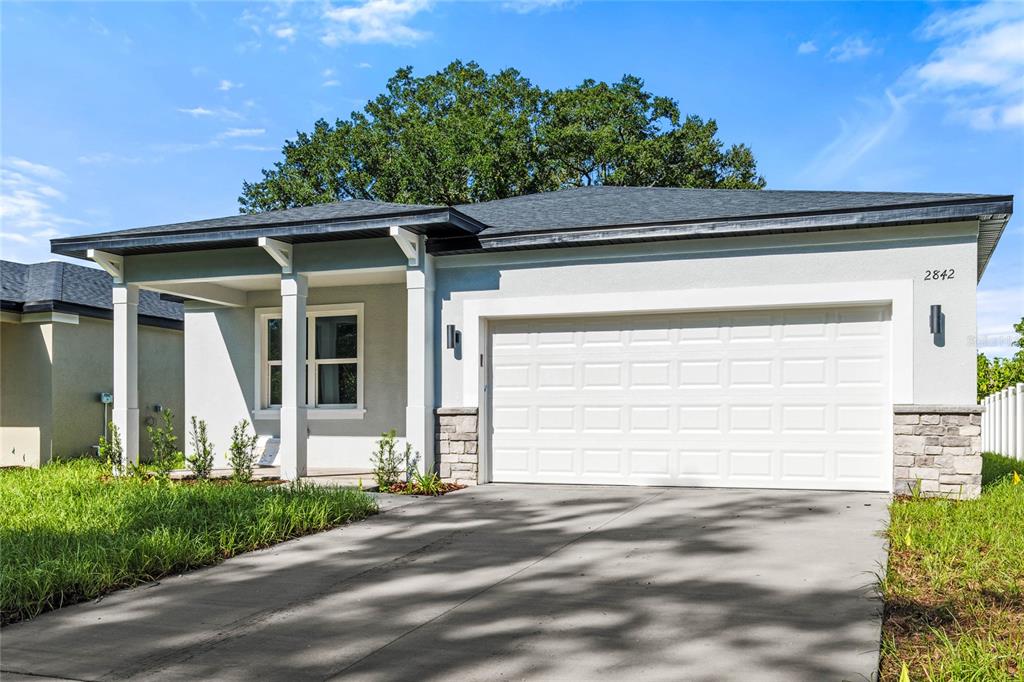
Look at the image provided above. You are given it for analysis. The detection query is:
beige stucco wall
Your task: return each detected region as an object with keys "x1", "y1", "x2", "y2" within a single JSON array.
[
  {"x1": 0, "y1": 320, "x2": 54, "y2": 467},
  {"x1": 184, "y1": 283, "x2": 407, "y2": 469},
  {"x1": 0, "y1": 315, "x2": 183, "y2": 466}
]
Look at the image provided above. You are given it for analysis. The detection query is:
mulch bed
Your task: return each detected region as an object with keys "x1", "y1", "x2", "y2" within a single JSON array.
[{"x1": 385, "y1": 481, "x2": 465, "y2": 496}]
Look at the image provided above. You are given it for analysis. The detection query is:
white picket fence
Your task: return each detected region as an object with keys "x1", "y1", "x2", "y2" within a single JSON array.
[{"x1": 981, "y1": 382, "x2": 1024, "y2": 459}]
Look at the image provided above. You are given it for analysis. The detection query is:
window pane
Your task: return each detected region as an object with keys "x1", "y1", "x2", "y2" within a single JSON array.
[
  {"x1": 269, "y1": 365, "x2": 282, "y2": 405},
  {"x1": 315, "y1": 315, "x2": 357, "y2": 359},
  {"x1": 267, "y1": 319, "x2": 282, "y2": 362},
  {"x1": 318, "y1": 363, "x2": 357, "y2": 405}
]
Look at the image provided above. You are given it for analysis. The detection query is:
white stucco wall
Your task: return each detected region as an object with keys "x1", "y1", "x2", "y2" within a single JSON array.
[
  {"x1": 435, "y1": 221, "x2": 980, "y2": 408},
  {"x1": 184, "y1": 283, "x2": 407, "y2": 469}
]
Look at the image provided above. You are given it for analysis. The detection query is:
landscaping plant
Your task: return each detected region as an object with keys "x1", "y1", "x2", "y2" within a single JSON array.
[
  {"x1": 0, "y1": 459, "x2": 377, "y2": 624},
  {"x1": 146, "y1": 409, "x2": 182, "y2": 479},
  {"x1": 227, "y1": 420, "x2": 259, "y2": 483},
  {"x1": 187, "y1": 416, "x2": 215, "y2": 480},
  {"x1": 370, "y1": 429, "x2": 407, "y2": 489},
  {"x1": 97, "y1": 422, "x2": 124, "y2": 476}
]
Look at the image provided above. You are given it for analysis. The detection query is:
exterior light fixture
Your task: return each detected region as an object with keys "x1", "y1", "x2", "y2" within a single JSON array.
[
  {"x1": 929, "y1": 305, "x2": 942, "y2": 335},
  {"x1": 446, "y1": 324, "x2": 461, "y2": 349}
]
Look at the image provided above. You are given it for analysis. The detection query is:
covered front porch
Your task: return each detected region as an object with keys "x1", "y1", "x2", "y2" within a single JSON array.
[{"x1": 82, "y1": 227, "x2": 440, "y2": 481}]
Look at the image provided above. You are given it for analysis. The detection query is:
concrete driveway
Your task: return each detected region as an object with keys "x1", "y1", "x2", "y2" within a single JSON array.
[{"x1": 1, "y1": 485, "x2": 889, "y2": 682}]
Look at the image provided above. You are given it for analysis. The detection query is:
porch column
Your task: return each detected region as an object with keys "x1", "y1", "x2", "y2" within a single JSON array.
[
  {"x1": 112, "y1": 283, "x2": 139, "y2": 471},
  {"x1": 406, "y1": 247, "x2": 436, "y2": 474},
  {"x1": 279, "y1": 273, "x2": 308, "y2": 480}
]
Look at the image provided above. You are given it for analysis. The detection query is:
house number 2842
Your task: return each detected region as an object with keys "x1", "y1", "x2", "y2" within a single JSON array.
[{"x1": 924, "y1": 269, "x2": 955, "y2": 281}]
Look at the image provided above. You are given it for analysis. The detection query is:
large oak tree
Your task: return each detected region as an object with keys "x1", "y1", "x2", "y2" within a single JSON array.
[{"x1": 239, "y1": 61, "x2": 765, "y2": 212}]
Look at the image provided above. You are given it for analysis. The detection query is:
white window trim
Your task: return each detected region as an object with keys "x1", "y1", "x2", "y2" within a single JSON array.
[{"x1": 253, "y1": 302, "x2": 365, "y2": 421}]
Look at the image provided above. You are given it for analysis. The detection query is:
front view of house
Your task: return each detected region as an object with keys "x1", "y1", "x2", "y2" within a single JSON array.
[{"x1": 51, "y1": 187, "x2": 1013, "y2": 496}]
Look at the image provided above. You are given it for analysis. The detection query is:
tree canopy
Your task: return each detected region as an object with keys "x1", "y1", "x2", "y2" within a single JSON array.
[
  {"x1": 239, "y1": 60, "x2": 766, "y2": 213},
  {"x1": 978, "y1": 317, "x2": 1024, "y2": 402}
]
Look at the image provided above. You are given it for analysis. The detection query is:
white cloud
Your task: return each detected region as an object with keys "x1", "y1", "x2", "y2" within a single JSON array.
[
  {"x1": 913, "y1": 2, "x2": 1024, "y2": 130},
  {"x1": 797, "y1": 41, "x2": 818, "y2": 55},
  {"x1": 6, "y1": 157, "x2": 64, "y2": 181},
  {"x1": 828, "y1": 37, "x2": 878, "y2": 62},
  {"x1": 77, "y1": 153, "x2": 144, "y2": 165},
  {"x1": 218, "y1": 127, "x2": 266, "y2": 138},
  {"x1": 218, "y1": 79, "x2": 242, "y2": 91},
  {"x1": 322, "y1": 67, "x2": 340, "y2": 87},
  {"x1": 799, "y1": 90, "x2": 909, "y2": 186},
  {"x1": 0, "y1": 159, "x2": 88, "y2": 262},
  {"x1": 233, "y1": 144, "x2": 278, "y2": 152},
  {"x1": 178, "y1": 106, "x2": 215, "y2": 117},
  {"x1": 321, "y1": 0, "x2": 431, "y2": 46},
  {"x1": 274, "y1": 25, "x2": 296, "y2": 41},
  {"x1": 977, "y1": 285, "x2": 1024, "y2": 357},
  {"x1": 501, "y1": 0, "x2": 574, "y2": 13},
  {"x1": 177, "y1": 106, "x2": 242, "y2": 120},
  {"x1": 357, "y1": 62, "x2": 372, "y2": 68}
]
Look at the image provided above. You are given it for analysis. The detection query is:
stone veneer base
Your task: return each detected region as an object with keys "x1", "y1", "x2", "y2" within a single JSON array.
[
  {"x1": 893, "y1": 404, "x2": 982, "y2": 499},
  {"x1": 436, "y1": 407, "x2": 479, "y2": 486}
]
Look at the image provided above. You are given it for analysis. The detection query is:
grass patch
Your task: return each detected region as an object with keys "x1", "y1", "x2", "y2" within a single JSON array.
[
  {"x1": 982, "y1": 451, "x2": 1024, "y2": 488},
  {"x1": 880, "y1": 471, "x2": 1024, "y2": 680},
  {"x1": 0, "y1": 459, "x2": 377, "y2": 625}
]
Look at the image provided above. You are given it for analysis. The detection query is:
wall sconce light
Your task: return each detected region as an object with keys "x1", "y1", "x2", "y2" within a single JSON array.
[
  {"x1": 446, "y1": 324, "x2": 461, "y2": 349},
  {"x1": 929, "y1": 304, "x2": 943, "y2": 335}
]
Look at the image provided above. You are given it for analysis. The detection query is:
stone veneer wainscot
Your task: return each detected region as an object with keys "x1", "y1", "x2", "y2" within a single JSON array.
[
  {"x1": 436, "y1": 407, "x2": 479, "y2": 486},
  {"x1": 893, "y1": 405, "x2": 983, "y2": 499}
]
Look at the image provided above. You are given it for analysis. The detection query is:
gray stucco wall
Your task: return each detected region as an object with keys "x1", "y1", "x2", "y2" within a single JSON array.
[
  {"x1": 0, "y1": 321, "x2": 54, "y2": 467},
  {"x1": 50, "y1": 317, "x2": 184, "y2": 461},
  {"x1": 184, "y1": 283, "x2": 407, "y2": 468},
  {"x1": 435, "y1": 221, "x2": 980, "y2": 408},
  {"x1": 1, "y1": 317, "x2": 183, "y2": 465}
]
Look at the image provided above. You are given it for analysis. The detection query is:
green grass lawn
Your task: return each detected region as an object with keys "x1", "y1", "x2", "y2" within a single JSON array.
[
  {"x1": 880, "y1": 452, "x2": 1024, "y2": 681},
  {"x1": 0, "y1": 459, "x2": 377, "y2": 625}
]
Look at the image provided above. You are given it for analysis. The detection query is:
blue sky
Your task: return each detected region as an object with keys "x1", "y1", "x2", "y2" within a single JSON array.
[{"x1": 2, "y1": 0, "x2": 1021, "y2": 354}]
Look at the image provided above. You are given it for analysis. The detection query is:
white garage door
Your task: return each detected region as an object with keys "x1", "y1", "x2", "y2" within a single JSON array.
[{"x1": 489, "y1": 306, "x2": 892, "y2": 491}]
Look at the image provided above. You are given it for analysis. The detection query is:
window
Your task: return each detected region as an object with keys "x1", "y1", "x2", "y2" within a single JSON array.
[{"x1": 256, "y1": 304, "x2": 364, "y2": 417}]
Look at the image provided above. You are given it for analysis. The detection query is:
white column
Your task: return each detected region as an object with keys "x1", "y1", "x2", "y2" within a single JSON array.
[
  {"x1": 112, "y1": 283, "x2": 139, "y2": 471},
  {"x1": 405, "y1": 244, "x2": 435, "y2": 474},
  {"x1": 279, "y1": 273, "x2": 308, "y2": 480},
  {"x1": 983, "y1": 396, "x2": 990, "y2": 452}
]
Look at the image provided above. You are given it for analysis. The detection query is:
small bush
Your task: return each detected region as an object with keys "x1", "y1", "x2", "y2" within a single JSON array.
[
  {"x1": 370, "y1": 429, "x2": 410, "y2": 489},
  {"x1": 97, "y1": 422, "x2": 123, "y2": 475},
  {"x1": 146, "y1": 410, "x2": 182, "y2": 479},
  {"x1": 187, "y1": 417, "x2": 215, "y2": 480},
  {"x1": 228, "y1": 420, "x2": 259, "y2": 483}
]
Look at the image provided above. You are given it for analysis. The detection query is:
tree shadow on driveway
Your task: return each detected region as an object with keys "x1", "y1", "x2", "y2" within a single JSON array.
[{"x1": 1, "y1": 484, "x2": 889, "y2": 682}]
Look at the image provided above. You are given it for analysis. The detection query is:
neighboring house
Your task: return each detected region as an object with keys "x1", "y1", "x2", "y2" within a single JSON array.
[
  {"x1": 50, "y1": 186, "x2": 1013, "y2": 496},
  {"x1": 0, "y1": 260, "x2": 183, "y2": 467}
]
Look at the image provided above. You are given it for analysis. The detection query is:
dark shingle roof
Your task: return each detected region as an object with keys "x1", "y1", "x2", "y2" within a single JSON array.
[
  {"x1": 1, "y1": 260, "x2": 182, "y2": 324},
  {"x1": 83, "y1": 199, "x2": 443, "y2": 239},
  {"x1": 458, "y1": 186, "x2": 1002, "y2": 235}
]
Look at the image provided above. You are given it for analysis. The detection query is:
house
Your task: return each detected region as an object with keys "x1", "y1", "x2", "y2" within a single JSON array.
[
  {"x1": 49, "y1": 186, "x2": 1013, "y2": 496},
  {"x1": 1, "y1": 260, "x2": 184, "y2": 467}
]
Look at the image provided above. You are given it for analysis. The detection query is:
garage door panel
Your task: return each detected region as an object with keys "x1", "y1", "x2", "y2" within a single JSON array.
[{"x1": 490, "y1": 306, "x2": 892, "y2": 491}]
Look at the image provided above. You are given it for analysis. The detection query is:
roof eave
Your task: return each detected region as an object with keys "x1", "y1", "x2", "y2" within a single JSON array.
[
  {"x1": 431, "y1": 198, "x2": 1014, "y2": 282},
  {"x1": 51, "y1": 207, "x2": 484, "y2": 259}
]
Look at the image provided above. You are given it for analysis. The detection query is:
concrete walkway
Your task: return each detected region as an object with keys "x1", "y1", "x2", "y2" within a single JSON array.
[{"x1": 1, "y1": 485, "x2": 889, "y2": 681}]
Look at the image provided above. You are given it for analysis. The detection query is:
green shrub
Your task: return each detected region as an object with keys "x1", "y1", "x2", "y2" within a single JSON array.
[
  {"x1": 97, "y1": 422, "x2": 123, "y2": 475},
  {"x1": 370, "y1": 429, "x2": 411, "y2": 489},
  {"x1": 228, "y1": 420, "x2": 259, "y2": 483},
  {"x1": 187, "y1": 417, "x2": 215, "y2": 479},
  {"x1": 146, "y1": 410, "x2": 182, "y2": 479}
]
